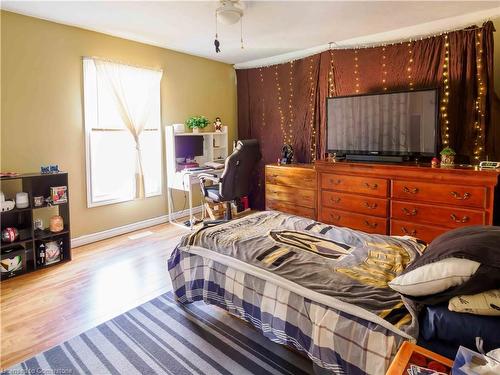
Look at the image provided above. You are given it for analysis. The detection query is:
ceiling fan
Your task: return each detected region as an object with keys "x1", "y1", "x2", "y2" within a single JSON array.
[{"x1": 214, "y1": 0, "x2": 245, "y2": 53}]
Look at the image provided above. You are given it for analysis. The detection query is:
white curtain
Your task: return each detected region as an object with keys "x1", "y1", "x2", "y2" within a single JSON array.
[{"x1": 94, "y1": 59, "x2": 162, "y2": 198}]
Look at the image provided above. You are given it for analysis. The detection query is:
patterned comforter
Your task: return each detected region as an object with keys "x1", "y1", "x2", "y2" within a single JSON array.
[{"x1": 168, "y1": 211, "x2": 425, "y2": 374}]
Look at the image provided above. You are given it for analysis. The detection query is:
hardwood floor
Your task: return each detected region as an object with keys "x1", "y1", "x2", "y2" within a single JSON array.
[{"x1": 0, "y1": 222, "x2": 187, "y2": 369}]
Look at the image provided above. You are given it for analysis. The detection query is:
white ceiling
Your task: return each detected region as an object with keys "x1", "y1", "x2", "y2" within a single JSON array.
[{"x1": 2, "y1": 1, "x2": 500, "y2": 68}]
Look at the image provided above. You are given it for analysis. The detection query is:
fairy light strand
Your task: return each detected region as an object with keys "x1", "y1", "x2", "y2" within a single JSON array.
[
  {"x1": 328, "y1": 46, "x2": 335, "y2": 97},
  {"x1": 440, "y1": 34, "x2": 450, "y2": 146},
  {"x1": 286, "y1": 61, "x2": 295, "y2": 145},
  {"x1": 381, "y1": 46, "x2": 388, "y2": 91},
  {"x1": 354, "y1": 49, "x2": 360, "y2": 93},
  {"x1": 308, "y1": 57, "x2": 317, "y2": 161},
  {"x1": 259, "y1": 67, "x2": 266, "y2": 151},
  {"x1": 274, "y1": 65, "x2": 286, "y2": 145},
  {"x1": 407, "y1": 41, "x2": 414, "y2": 90},
  {"x1": 473, "y1": 30, "x2": 486, "y2": 162}
]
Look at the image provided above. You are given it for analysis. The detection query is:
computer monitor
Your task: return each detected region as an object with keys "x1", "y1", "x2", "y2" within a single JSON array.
[{"x1": 175, "y1": 135, "x2": 204, "y2": 159}]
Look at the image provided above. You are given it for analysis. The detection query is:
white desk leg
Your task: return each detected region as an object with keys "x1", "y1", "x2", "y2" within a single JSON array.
[
  {"x1": 188, "y1": 178, "x2": 193, "y2": 227},
  {"x1": 167, "y1": 186, "x2": 174, "y2": 224}
]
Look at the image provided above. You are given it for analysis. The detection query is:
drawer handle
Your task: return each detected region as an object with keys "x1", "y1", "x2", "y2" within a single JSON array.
[
  {"x1": 450, "y1": 214, "x2": 469, "y2": 223},
  {"x1": 363, "y1": 202, "x2": 378, "y2": 209},
  {"x1": 402, "y1": 207, "x2": 418, "y2": 216},
  {"x1": 401, "y1": 226, "x2": 417, "y2": 236},
  {"x1": 329, "y1": 178, "x2": 342, "y2": 185},
  {"x1": 450, "y1": 191, "x2": 471, "y2": 200},
  {"x1": 364, "y1": 220, "x2": 378, "y2": 228},
  {"x1": 330, "y1": 197, "x2": 341, "y2": 204},
  {"x1": 364, "y1": 182, "x2": 378, "y2": 190},
  {"x1": 403, "y1": 186, "x2": 419, "y2": 194},
  {"x1": 329, "y1": 213, "x2": 341, "y2": 221}
]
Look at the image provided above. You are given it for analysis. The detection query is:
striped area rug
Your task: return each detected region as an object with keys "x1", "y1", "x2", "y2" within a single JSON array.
[{"x1": 3, "y1": 292, "x2": 314, "y2": 375}]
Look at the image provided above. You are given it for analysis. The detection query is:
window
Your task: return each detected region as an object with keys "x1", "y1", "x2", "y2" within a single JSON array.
[{"x1": 83, "y1": 58, "x2": 163, "y2": 207}]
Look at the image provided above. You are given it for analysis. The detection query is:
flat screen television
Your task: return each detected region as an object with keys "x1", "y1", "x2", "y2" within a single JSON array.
[{"x1": 326, "y1": 88, "x2": 438, "y2": 162}]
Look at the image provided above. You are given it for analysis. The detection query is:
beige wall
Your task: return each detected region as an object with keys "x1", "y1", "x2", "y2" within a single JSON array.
[{"x1": 1, "y1": 11, "x2": 237, "y2": 238}]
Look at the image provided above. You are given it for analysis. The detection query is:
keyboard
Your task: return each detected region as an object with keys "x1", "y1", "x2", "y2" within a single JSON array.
[{"x1": 184, "y1": 166, "x2": 212, "y2": 172}]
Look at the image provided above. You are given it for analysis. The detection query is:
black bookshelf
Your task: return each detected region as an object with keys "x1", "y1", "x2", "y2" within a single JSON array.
[{"x1": 1, "y1": 173, "x2": 71, "y2": 280}]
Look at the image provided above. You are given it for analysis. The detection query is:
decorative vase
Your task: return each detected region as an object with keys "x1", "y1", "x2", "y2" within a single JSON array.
[
  {"x1": 192, "y1": 128, "x2": 199, "y2": 134},
  {"x1": 49, "y1": 215, "x2": 64, "y2": 233},
  {"x1": 15, "y1": 192, "x2": 29, "y2": 209}
]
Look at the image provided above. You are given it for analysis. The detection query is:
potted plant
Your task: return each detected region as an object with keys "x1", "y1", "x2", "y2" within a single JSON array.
[
  {"x1": 440, "y1": 146, "x2": 456, "y2": 166},
  {"x1": 185, "y1": 116, "x2": 210, "y2": 133}
]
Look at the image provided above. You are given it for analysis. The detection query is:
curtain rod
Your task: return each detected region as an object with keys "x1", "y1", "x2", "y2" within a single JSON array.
[
  {"x1": 82, "y1": 56, "x2": 163, "y2": 73},
  {"x1": 235, "y1": 19, "x2": 493, "y2": 70}
]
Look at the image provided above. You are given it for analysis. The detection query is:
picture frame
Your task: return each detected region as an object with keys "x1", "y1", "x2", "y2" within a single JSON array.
[{"x1": 50, "y1": 186, "x2": 67, "y2": 204}]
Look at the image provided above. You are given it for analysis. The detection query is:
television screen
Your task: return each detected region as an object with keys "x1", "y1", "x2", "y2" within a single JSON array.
[
  {"x1": 327, "y1": 89, "x2": 438, "y2": 156},
  {"x1": 175, "y1": 135, "x2": 204, "y2": 159}
]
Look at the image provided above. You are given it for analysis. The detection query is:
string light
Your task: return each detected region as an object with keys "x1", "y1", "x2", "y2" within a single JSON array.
[
  {"x1": 407, "y1": 41, "x2": 414, "y2": 90},
  {"x1": 286, "y1": 61, "x2": 295, "y2": 145},
  {"x1": 274, "y1": 65, "x2": 286, "y2": 145},
  {"x1": 328, "y1": 44, "x2": 335, "y2": 97},
  {"x1": 381, "y1": 46, "x2": 388, "y2": 91},
  {"x1": 308, "y1": 57, "x2": 317, "y2": 161},
  {"x1": 259, "y1": 67, "x2": 266, "y2": 151},
  {"x1": 473, "y1": 30, "x2": 485, "y2": 162},
  {"x1": 354, "y1": 49, "x2": 360, "y2": 93},
  {"x1": 440, "y1": 34, "x2": 451, "y2": 146}
]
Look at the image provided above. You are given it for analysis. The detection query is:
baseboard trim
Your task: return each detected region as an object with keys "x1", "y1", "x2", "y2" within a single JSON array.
[{"x1": 71, "y1": 206, "x2": 202, "y2": 248}]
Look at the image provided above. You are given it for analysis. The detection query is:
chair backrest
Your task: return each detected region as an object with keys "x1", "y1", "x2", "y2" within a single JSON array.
[{"x1": 219, "y1": 139, "x2": 261, "y2": 200}]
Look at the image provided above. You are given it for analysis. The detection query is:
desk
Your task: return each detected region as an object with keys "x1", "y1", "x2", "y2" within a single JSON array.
[{"x1": 167, "y1": 168, "x2": 224, "y2": 228}]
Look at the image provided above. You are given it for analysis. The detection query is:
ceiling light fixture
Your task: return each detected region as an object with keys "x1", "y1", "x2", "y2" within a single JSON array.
[{"x1": 214, "y1": 0, "x2": 245, "y2": 53}]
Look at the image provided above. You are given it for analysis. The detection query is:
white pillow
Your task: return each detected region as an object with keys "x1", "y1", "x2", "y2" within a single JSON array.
[
  {"x1": 449, "y1": 289, "x2": 500, "y2": 316},
  {"x1": 388, "y1": 257, "x2": 480, "y2": 297}
]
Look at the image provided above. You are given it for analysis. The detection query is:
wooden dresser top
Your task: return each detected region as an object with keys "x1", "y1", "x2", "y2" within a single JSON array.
[{"x1": 315, "y1": 160, "x2": 500, "y2": 186}]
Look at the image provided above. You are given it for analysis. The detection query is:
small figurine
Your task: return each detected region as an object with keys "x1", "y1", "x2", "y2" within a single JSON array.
[
  {"x1": 214, "y1": 117, "x2": 223, "y2": 133},
  {"x1": 328, "y1": 152, "x2": 337, "y2": 163},
  {"x1": 440, "y1": 147, "x2": 456, "y2": 167},
  {"x1": 431, "y1": 157, "x2": 440, "y2": 168},
  {"x1": 281, "y1": 144, "x2": 294, "y2": 164}
]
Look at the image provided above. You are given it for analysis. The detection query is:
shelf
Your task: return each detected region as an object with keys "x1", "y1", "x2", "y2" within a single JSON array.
[
  {"x1": 1, "y1": 206, "x2": 32, "y2": 215},
  {"x1": 0, "y1": 238, "x2": 32, "y2": 250},
  {"x1": 37, "y1": 258, "x2": 70, "y2": 270},
  {"x1": 34, "y1": 228, "x2": 69, "y2": 240},
  {"x1": 0, "y1": 172, "x2": 67, "y2": 181},
  {"x1": 0, "y1": 172, "x2": 71, "y2": 281},
  {"x1": 33, "y1": 202, "x2": 68, "y2": 210},
  {"x1": 175, "y1": 131, "x2": 227, "y2": 136}
]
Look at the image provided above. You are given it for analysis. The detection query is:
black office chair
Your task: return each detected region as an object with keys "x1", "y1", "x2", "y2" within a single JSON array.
[{"x1": 199, "y1": 139, "x2": 261, "y2": 220}]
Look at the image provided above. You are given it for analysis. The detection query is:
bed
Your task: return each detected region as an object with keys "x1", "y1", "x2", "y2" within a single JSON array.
[{"x1": 168, "y1": 211, "x2": 427, "y2": 375}]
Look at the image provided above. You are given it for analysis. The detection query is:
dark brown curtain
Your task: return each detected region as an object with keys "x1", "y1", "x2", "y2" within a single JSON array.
[{"x1": 237, "y1": 22, "x2": 498, "y2": 209}]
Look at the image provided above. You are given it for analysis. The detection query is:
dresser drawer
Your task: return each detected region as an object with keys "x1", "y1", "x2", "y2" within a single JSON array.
[
  {"x1": 266, "y1": 184, "x2": 315, "y2": 209},
  {"x1": 391, "y1": 201, "x2": 485, "y2": 229},
  {"x1": 390, "y1": 219, "x2": 449, "y2": 243},
  {"x1": 319, "y1": 208, "x2": 387, "y2": 235},
  {"x1": 320, "y1": 173, "x2": 388, "y2": 197},
  {"x1": 392, "y1": 180, "x2": 486, "y2": 208},
  {"x1": 321, "y1": 191, "x2": 388, "y2": 218},
  {"x1": 266, "y1": 167, "x2": 316, "y2": 189},
  {"x1": 266, "y1": 200, "x2": 315, "y2": 219}
]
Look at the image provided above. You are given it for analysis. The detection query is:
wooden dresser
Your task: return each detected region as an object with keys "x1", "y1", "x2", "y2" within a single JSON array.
[
  {"x1": 265, "y1": 162, "x2": 499, "y2": 243},
  {"x1": 316, "y1": 161, "x2": 499, "y2": 243},
  {"x1": 265, "y1": 164, "x2": 317, "y2": 219}
]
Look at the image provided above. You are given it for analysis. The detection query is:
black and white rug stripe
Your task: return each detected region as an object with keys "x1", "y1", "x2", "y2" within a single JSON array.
[{"x1": 3, "y1": 292, "x2": 314, "y2": 375}]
